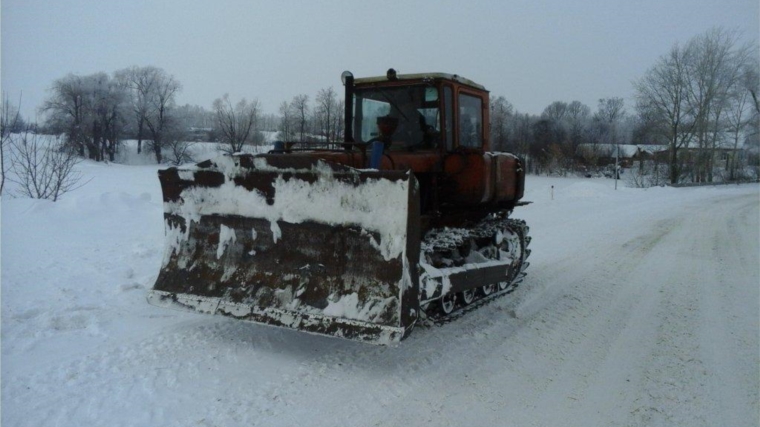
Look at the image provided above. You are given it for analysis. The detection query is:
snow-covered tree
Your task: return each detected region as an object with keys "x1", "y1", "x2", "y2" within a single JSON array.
[
  {"x1": 635, "y1": 27, "x2": 756, "y2": 184},
  {"x1": 115, "y1": 66, "x2": 164, "y2": 154},
  {"x1": 8, "y1": 133, "x2": 83, "y2": 201},
  {"x1": 291, "y1": 94, "x2": 309, "y2": 142},
  {"x1": 1, "y1": 94, "x2": 23, "y2": 195},
  {"x1": 490, "y1": 96, "x2": 514, "y2": 152},
  {"x1": 143, "y1": 70, "x2": 181, "y2": 164},
  {"x1": 278, "y1": 101, "x2": 296, "y2": 141},
  {"x1": 42, "y1": 73, "x2": 128, "y2": 162},
  {"x1": 315, "y1": 87, "x2": 338, "y2": 142},
  {"x1": 213, "y1": 94, "x2": 261, "y2": 153}
]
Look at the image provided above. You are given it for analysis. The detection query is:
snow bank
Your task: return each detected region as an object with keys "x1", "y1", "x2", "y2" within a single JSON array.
[{"x1": 2, "y1": 160, "x2": 758, "y2": 427}]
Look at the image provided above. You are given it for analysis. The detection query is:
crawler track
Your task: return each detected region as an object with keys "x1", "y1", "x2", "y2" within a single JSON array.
[{"x1": 419, "y1": 218, "x2": 531, "y2": 326}]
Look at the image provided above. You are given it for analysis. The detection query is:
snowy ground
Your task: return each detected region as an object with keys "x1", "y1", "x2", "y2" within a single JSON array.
[{"x1": 2, "y1": 154, "x2": 758, "y2": 427}]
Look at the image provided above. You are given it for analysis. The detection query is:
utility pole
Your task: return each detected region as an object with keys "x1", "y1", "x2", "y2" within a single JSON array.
[
  {"x1": 614, "y1": 122, "x2": 619, "y2": 190},
  {"x1": 597, "y1": 97, "x2": 624, "y2": 191}
]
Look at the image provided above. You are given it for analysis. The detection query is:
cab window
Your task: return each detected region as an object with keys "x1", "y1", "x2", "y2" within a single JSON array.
[
  {"x1": 444, "y1": 86, "x2": 453, "y2": 151},
  {"x1": 458, "y1": 93, "x2": 483, "y2": 148}
]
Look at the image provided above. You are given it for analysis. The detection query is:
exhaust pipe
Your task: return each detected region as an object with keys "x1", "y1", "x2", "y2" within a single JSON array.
[{"x1": 342, "y1": 71, "x2": 354, "y2": 149}]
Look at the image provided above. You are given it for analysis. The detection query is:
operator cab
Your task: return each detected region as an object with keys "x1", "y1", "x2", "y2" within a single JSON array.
[{"x1": 347, "y1": 70, "x2": 490, "y2": 153}]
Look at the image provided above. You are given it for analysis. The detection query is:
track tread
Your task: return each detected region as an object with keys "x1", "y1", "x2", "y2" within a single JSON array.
[{"x1": 418, "y1": 218, "x2": 531, "y2": 327}]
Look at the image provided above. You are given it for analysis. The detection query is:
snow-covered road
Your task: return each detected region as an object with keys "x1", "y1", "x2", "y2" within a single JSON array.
[{"x1": 2, "y1": 162, "x2": 758, "y2": 427}]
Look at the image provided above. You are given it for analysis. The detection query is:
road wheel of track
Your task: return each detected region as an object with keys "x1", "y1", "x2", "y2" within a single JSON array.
[
  {"x1": 503, "y1": 220, "x2": 528, "y2": 283},
  {"x1": 459, "y1": 289, "x2": 475, "y2": 305},
  {"x1": 439, "y1": 294, "x2": 456, "y2": 315},
  {"x1": 481, "y1": 283, "x2": 496, "y2": 296},
  {"x1": 498, "y1": 281, "x2": 509, "y2": 291}
]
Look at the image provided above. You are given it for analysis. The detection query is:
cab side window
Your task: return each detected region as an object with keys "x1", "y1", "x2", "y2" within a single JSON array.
[
  {"x1": 458, "y1": 93, "x2": 483, "y2": 148},
  {"x1": 444, "y1": 86, "x2": 454, "y2": 151}
]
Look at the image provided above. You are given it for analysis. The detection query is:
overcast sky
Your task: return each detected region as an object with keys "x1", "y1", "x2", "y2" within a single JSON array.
[{"x1": 2, "y1": 0, "x2": 758, "y2": 121}]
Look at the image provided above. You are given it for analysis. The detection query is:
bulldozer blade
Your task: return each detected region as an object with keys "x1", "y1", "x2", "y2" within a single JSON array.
[{"x1": 148, "y1": 154, "x2": 421, "y2": 345}]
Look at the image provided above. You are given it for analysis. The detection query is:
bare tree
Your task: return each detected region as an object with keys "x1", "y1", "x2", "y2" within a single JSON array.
[
  {"x1": 725, "y1": 86, "x2": 751, "y2": 180},
  {"x1": 635, "y1": 43, "x2": 694, "y2": 184},
  {"x1": 530, "y1": 119, "x2": 553, "y2": 174},
  {"x1": 164, "y1": 136, "x2": 195, "y2": 165},
  {"x1": 490, "y1": 96, "x2": 514, "y2": 151},
  {"x1": 596, "y1": 98, "x2": 626, "y2": 139},
  {"x1": 537, "y1": 101, "x2": 572, "y2": 171},
  {"x1": 278, "y1": 101, "x2": 296, "y2": 141},
  {"x1": 596, "y1": 98, "x2": 625, "y2": 186},
  {"x1": 1, "y1": 93, "x2": 23, "y2": 195},
  {"x1": 566, "y1": 101, "x2": 591, "y2": 158},
  {"x1": 542, "y1": 101, "x2": 569, "y2": 123},
  {"x1": 636, "y1": 28, "x2": 756, "y2": 184},
  {"x1": 42, "y1": 74, "x2": 90, "y2": 157},
  {"x1": 91, "y1": 73, "x2": 127, "y2": 162},
  {"x1": 42, "y1": 72, "x2": 128, "y2": 162},
  {"x1": 291, "y1": 94, "x2": 309, "y2": 142},
  {"x1": 213, "y1": 94, "x2": 261, "y2": 153},
  {"x1": 509, "y1": 112, "x2": 534, "y2": 162},
  {"x1": 742, "y1": 60, "x2": 760, "y2": 173},
  {"x1": 8, "y1": 133, "x2": 83, "y2": 201},
  {"x1": 143, "y1": 71, "x2": 181, "y2": 164},
  {"x1": 683, "y1": 28, "x2": 749, "y2": 182},
  {"x1": 745, "y1": 65, "x2": 760, "y2": 115},
  {"x1": 316, "y1": 87, "x2": 338, "y2": 142},
  {"x1": 333, "y1": 98, "x2": 345, "y2": 142},
  {"x1": 725, "y1": 55, "x2": 759, "y2": 180},
  {"x1": 115, "y1": 66, "x2": 164, "y2": 154}
]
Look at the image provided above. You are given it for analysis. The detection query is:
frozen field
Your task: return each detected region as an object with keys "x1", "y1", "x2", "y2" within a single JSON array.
[{"x1": 2, "y1": 157, "x2": 758, "y2": 427}]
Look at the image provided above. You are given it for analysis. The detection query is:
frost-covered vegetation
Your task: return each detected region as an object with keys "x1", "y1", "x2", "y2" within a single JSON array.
[{"x1": 1, "y1": 27, "x2": 757, "y2": 201}]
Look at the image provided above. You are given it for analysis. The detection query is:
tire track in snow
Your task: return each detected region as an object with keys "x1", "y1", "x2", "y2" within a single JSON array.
[
  {"x1": 372, "y1": 190, "x2": 758, "y2": 427},
  {"x1": 283, "y1": 215, "x2": 684, "y2": 426},
  {"x1": 3, "y1": 317, "x2": 336, "y2": 427},
  {"x1": 693, "y1": 195, "x2": 759, "y2": 427},
  {"x1": 473, "y1": 215, "x2": 682, "y2": 426},
  {"x1": 619, "y1": 193, "x2": 759, "y2": 427}
]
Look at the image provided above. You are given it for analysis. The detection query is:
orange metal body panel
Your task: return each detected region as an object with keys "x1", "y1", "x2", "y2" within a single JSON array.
[
  {"x1": 275, "y1": 74, "x2": 523, "y2": 210},
  {"x1": 493, "y1": 154, "x2": 521, "y2": 202},
  {"x1": 441, "y1": 152, "x2": 489, "y2": 205},
  {"x1": 282, "y1": 148, "x2": 521, "y2": 208}
]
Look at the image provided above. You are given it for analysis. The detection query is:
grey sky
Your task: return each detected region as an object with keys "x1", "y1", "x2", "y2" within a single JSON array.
[{"x1": 2, "y1": 0, "x2": 758, "y2": 121}]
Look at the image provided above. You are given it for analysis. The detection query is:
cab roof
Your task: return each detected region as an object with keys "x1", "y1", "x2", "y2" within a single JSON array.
[{"x1": 354, "y1": 72, "x2": 486, "y2": 91}]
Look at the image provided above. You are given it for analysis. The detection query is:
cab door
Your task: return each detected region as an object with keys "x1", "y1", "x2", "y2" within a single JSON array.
[{"x1": 441, "y1": 86, "x2": 491, "y2": 205}]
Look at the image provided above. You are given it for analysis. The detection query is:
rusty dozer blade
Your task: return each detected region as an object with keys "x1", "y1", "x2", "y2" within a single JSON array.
[{"x1": 148, "y1": 154, "x2": 421, "y2": 345}]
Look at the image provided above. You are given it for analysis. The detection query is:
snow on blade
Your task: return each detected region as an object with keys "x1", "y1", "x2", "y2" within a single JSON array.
[
  {"x1": 216, "y1": 224, "x2": 236, "y2": 259},
  {"x1": 165, "y1": 156, "x2": 410, "y2": 260}
]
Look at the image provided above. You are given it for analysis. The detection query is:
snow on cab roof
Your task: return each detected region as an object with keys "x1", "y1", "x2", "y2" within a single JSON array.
[{"x1": 354, "y1": 72, "x2": 486, "y2": 91}]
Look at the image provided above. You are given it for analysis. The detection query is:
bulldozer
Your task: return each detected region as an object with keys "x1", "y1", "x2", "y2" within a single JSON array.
[{"x1": 148, "y1": 69, "x2": 531, "y2": 345}]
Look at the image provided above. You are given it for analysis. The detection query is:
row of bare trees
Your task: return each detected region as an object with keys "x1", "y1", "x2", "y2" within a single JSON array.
[
  {"x1": 4, "y1": 27, "x2": 756, "y2": 202},
  {"x1": 486, "y1": 27, "x2": 758, "y2": 183},
  {"x1": 277, "y1": 87, "x2": 345, "y2": 143},
  {"x1": 488, "y1": 95, "x2": 633, "y2": 175},
  {"x1": 42, "y1": 66, "x2": 182, "y2": 164},
  {"x1": 635, "y1": 28, "x2": 759, "y2": 184},
  {"x1": 15, "y1": 64, "x2": 274, "y2": 171}
]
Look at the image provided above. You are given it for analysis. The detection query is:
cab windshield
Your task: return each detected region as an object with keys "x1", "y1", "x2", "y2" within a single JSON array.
[{"x1": 353, "y1": 85, "x2": 441, "y2": 151}]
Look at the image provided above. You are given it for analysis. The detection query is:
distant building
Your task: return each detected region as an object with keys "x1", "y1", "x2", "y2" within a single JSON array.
[
  {"x1": 188, "y1": 127, "x2": 215, "y2": 142},
  {"x1": 576, "y1": 144, "x2": 668, "y2": 167},
  {"x1": 651, "y1": 145, "x2": 744, "y2": 170}
]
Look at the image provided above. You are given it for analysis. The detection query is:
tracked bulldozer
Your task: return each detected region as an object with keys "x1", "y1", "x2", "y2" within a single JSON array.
[{"x1": 148, "y1": 69, "x2": 530, "y2": 344}]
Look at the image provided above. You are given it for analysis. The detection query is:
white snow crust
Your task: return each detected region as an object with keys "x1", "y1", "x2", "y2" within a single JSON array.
[
  {"x1": 216, "y1": 224, "x2": 237, "y2": 259},
  {"x1": 2, "y1": 154, "x2": 759, "y2": 427},
  {"x1": 165, "y1": 157, "x2": 409, "y2": 260}
]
